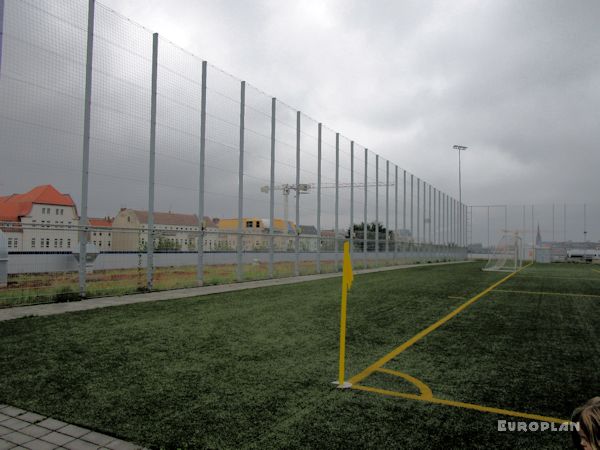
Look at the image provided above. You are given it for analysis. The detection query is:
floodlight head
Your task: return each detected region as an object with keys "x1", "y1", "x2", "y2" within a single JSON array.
[{"x1": 453, "y1": 145, "x2": 468, "y2": 151}]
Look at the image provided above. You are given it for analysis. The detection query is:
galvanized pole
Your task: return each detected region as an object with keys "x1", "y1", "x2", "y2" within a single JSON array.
[
  {"x1": 294, "y1": 111, "x2": 301, "y2": 276},
  {"x1": 317, "y1": 123, "x2": 322, "y2": 273},
  {"x1": 410, "y1": 174, "x2": 414, "y2": 244},
  {"x1": 196, "y1": 61, "x2": 207, "y2": 286},
  {"x1": 268, "y1": 98, "x2": 276, "y2": 278},
  {"x1": 552, "y1": 203, "x2": 555, "y2": 242},
  {"x1": 563, "y1": 203, "x2": 567, "y2": 242},
  {"x1": 521, "y1": 204, "x2": 526, "y2": 262},
  {"x1": 433, "y1": 188, "x2": 436, "y2": 246},
  {"x1": 363, "y1": 149, "x2": 368, "y2": 269},
  {"x1": 236, "y1": 81, "x2": 246, "y2": 282},
  {"x1": 428, "y1": 184, "x2": 432, "y2": 244},
  {"x1": 417, "y1": 178, "x2": 421, "y2": 244},
  {"x1": 78, "y1": 0, "x2": 95, "y2": 297},
  {"x1": 334, "y1": 132, "x2": 340, "y2": 271},
  {"x1": 403, "y1": 170, "x2": 407, "y2": 232},
  {"x1": 385, "y1": 160, "x2": 390, "y2": 258},
  {"x1": 487, "y1": 205, "x2": 490, "y2": 250},
  {"x1": 394, "y1": 165, "x2": 398, "y2": 261},
  {"x1": 531, "y1": 205, "x2": 535, "y2": 260},
  {"x1": 375, "y1": 155, "x2": 379, "y2": 264},
  {"x1": 350, "y1": 141, "x2": 354, "y2": 255},
  {"x1": 0, "y1": 0, "x2": 4, "y2": 77},
  {"x1": 146, "y1": 33, "x2": 158, "y2": 292}
]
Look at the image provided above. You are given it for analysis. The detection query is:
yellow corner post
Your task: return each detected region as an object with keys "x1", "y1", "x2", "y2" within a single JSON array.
[{"x1": 335, "y1": 240, "x2": 354, "y2": 389}]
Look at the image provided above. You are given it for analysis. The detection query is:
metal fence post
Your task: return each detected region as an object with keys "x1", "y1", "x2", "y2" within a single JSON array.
[
  {"x1": 269, "y1": 98, "x2": 276, "y2": 278},
  {"x1": 146, "y1": 33, "x2": 158, "y2": 291},
  {"x1": 416, "y1": 178, "x2": 420, "y2": 245},
  {"x1": 375, "y1": 154, "x2": 379, "y2": 264},
  {"x1": 394, "y1": 165, "x2": 398, "y2": 262},
  {"x1": 552, "y1": 203, "x2": 555, "y2": 242},
  {"x1": 236, "y1": 81, "x2": 246, "y2": 282},
  {"x1": 487, "y1": 205, "x2": 490, "y2": 250},
  {"x1": 410, "y1": 174, "x2": 414, "y2": 247},
  {"x1": 294, "y1": 111, "x2": 301, "y2": 277},
  {"x1": 428, "y1": 184, "x2": 432, "y2": 244},
  {"x1": 385, "y1": 160, "x2": 390, "y2": 260},
  {"x1": 197, "y1": 61, "x2": 207, "y2": 286},
  {"x1": 350, "y1": 141, "x2": 354, "y2": 257},
  {"x1": 403, "y1": 170, "x2": 407, "y2": 233},
  {"x1": 335, "y1": 132, "x2": 340, "y2": 271},
  {"x1": 316, "y1": 123, "x2": 322, "y2": 273},
  {"x1": 363, "y1": 148, "x2": 368, "y2": 269},
  {"x1": 563, "y1": 203, "x2": 567, "y2": 242},
  {"x1": 0, "y1": 0, "x2": 4, "y2": 77},
  {"x1": 78, "y1": 0, "x2": 95, "y2": 297}
]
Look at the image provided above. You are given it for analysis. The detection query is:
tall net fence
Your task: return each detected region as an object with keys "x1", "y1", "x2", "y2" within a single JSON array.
[
  {"x1": 468, "y1": 204, "x2": 600, "y2": 262},
  {"x1": 0, "y1": 0, "x2": 467, "y2": 307}
]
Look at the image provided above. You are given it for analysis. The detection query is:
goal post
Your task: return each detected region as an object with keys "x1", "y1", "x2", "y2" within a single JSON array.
[{"x1": 483, "y1": 231, "x2": 523, "y2": 272}]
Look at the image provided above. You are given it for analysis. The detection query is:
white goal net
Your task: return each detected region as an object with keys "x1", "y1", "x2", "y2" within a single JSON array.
[{"x1": 483, "y1": 232, "x2": 523, "y2": 272}]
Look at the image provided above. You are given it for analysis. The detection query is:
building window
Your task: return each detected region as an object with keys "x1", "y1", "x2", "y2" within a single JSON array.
[
  {"x1": 256, "y1": 221, "x2": 261, "y2": 228},
  {"x1": 246, "y1": 221, "x2": 253, "y2": 228},
  {"x1": 54, "y1": 239, "x2": 58, "y2": 248},
  {"x1": 7, "y1": 238, "x2": 12, "y2": 248},
  {"x1": 67, "y1": 239, "x2": 71, "y2": 247},
  {"x1": 46, "y1": 238, "x2": 50, "y2": 248},
  {"x1": 59, "y1": 239, "x2": 63, "y2": 248},
  {"x1": 31, "y1": 238, "x2": 36, "y2": 248},
  {"x1": 56, "y1": 208, "x2": 59, "y2": 214}
]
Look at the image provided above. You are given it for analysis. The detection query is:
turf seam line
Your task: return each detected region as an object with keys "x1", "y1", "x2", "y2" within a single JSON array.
[{"x1": 348, "y1": 263, "x2": 532, "y2": 385}]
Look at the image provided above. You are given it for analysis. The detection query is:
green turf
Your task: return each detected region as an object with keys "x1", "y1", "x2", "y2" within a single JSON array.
[{"x1": 0, "y1": 262, "x2": 598, "y2": 449}]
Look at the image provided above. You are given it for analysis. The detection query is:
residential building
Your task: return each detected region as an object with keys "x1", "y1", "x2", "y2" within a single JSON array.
[
  {"x1": 217, "y1": 218, "x2": 297, "y2": 251},
  {"x1": 89, "y1": 217, "x2": 113, "y2": 251},
  {"x1": 111, "y1": 208, "x2": 217, "y2": 252},
  {"x1": 0, "y1": 185, "x2": 79, "y2": 252}
]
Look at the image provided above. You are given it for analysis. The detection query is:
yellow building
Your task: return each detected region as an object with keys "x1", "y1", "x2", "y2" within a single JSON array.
[{"x1": 216, "y1": 218, "x2": 297, "y2": 251}]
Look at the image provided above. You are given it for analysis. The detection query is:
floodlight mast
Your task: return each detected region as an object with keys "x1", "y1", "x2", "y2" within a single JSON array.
[{"x1": 452, "y1": 145, "x2": 468, "y2": 205}]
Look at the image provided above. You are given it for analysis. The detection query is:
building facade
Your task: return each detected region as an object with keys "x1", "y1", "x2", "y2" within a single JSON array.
[
  {"x1": 0, "y1": 185, "x2": 79, "y2": 252},
  {"x1": 111, "y1": 209, "x2": 218, "y2": 252}
]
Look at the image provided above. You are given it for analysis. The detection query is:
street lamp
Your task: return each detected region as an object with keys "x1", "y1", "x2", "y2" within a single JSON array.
[{"x1": 452, "y1": 145, "x2": 467, "y2": 204}]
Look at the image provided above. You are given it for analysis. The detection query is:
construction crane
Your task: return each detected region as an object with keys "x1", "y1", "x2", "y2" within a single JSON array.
[{"x1": 260, "y1": 182, "x2": 394, "y2": 223}]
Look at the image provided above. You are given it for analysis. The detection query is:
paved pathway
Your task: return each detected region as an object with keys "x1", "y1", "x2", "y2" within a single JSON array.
[
  {"x1": 0, "y1": 261, "x2": 471, "y2": 322},
  {"x1": 0, "y1": 404, "x2": 144, "y2": 450}
]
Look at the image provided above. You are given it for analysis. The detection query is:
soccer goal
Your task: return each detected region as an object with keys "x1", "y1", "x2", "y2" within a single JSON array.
[{"x1": 483, "y1": 231, "x2": 523, "y2": 272}]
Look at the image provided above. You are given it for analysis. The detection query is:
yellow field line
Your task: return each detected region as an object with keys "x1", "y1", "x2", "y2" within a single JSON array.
[
  {"x1": 348, "y1": 263, "x2": 532, "y2": 385},
  {"x1": 494, "y1": 289, "x2": 600, "y2": 299},
  {"x1": 351, "y1": 384, "x2": 569, "y2": 424},
  {"x1": 374, "y1": 368, "x2": 433, "y2": 399},
  {"x1": 593, "y1": 269, "x2": 600, "y2": 274}
]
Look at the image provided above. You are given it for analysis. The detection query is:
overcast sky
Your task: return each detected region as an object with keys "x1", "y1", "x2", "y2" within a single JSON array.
[
  {"x1": 1, "y1": 0, "x2": 599, "y2": 242},
  {"x1": 98, "y1": 0, "x2": 600, "y2": 206}
]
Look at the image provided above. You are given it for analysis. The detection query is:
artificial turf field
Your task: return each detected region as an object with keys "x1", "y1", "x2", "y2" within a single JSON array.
[{"x1": 1, "y1": 261, "x2": 599, "y2": 449}]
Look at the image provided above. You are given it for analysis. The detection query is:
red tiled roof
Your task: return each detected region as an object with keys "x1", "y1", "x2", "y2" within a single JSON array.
[
  {"x1": 89, "y1": 217, "x2": 113, "y2": 227},
  {"x1": 0, "y1": 185, "x2": 76, "y2": 222}
]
